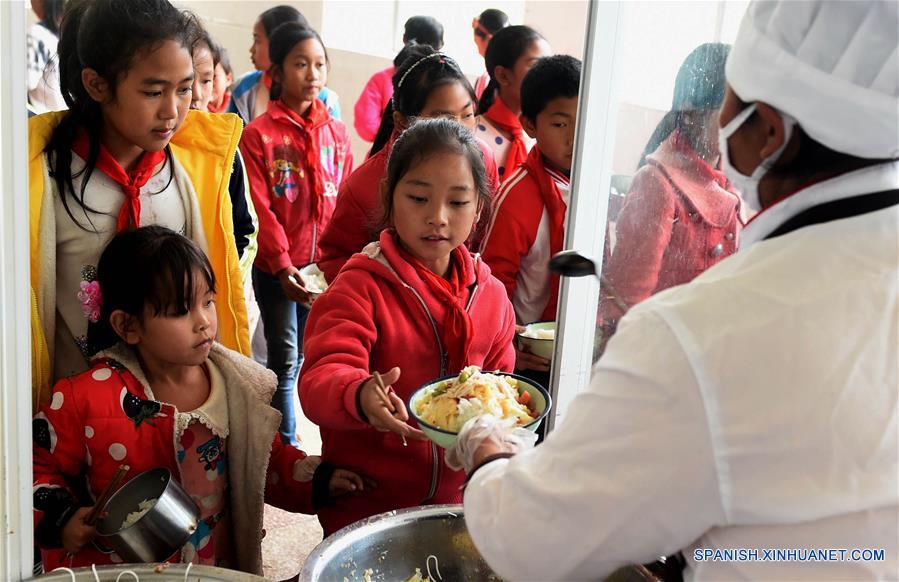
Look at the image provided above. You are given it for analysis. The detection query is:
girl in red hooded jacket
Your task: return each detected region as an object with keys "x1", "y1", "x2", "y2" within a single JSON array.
[
  {"x1": 300, "y1": 118, "x2": 517, "y2": 535},
  {"x1": 239, "y1": 23, "x2": 352, "y2": 447}
]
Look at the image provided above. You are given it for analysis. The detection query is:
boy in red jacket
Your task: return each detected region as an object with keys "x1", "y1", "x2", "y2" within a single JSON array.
[{"x1": 480, "y1": 55, "x2": 581, "y2": 373}]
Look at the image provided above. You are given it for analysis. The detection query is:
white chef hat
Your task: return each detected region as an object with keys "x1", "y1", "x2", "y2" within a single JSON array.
[{"x1": 726, "y1": 0, "x2": 898, "y2": 159}]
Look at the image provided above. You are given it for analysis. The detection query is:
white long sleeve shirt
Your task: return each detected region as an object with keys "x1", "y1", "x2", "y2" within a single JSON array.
[{"x1": 464, "y1": 161, "x2": 899, "y2": 581}]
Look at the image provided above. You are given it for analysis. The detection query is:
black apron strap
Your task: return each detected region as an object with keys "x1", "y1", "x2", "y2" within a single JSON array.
[{"x1": 764, "y1": 189, "x2": 899, "y2": 240}]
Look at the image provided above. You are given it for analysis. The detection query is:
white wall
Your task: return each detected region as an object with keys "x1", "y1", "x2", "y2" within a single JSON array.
[{"x1": 177, "y1": 0, "x2": 590, "y2": 161}]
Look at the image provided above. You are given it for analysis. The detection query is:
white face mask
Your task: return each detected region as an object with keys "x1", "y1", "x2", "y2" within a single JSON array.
[{"x1": 718, "y1": 103, "x2": 795, "y2": 213}]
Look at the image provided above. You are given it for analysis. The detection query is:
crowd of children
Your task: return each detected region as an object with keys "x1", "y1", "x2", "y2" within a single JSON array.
[{"x1": 28, "y1": 0, "x2": 585, "y2": 576}]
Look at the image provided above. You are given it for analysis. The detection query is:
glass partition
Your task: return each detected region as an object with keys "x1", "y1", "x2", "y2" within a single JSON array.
[{"x1": 553, "y1": 0, "x2": 751, "y2": 426}]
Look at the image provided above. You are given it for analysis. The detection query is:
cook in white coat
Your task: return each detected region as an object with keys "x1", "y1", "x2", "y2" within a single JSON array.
[{"x1": 449, "y1": 1, "x2": 899, "y2": 580}]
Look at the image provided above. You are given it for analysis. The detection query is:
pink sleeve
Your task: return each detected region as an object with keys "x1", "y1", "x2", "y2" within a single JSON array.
[
  {"x1": 239, "y1": 124, "x2": 293, "y2": 274},
  {"x1": 602, "y1": 166, "x2": 676, "y2": 316},
  {"x1": 353, "y1": 71, "x2": 390, "y2": 143}
]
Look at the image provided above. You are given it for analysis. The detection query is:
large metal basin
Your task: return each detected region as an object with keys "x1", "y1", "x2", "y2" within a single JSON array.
[
  {"x1": 300, "y1": 504, "x2": 503, "y2": 581},
  {"x1": 32, "y1": 564, "x2": 266, "y2": 581}
]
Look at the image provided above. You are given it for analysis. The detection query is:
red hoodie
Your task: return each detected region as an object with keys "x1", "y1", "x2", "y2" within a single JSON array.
[
  {"x1": 299, "y1": 230, "x2": 516, "y2": 534},
  {"x1": 317, "y1": 136, "x2": 500, "y2": 283},
  {"x1": 240, "y1": 99, "x2": 353, "y2": 275}
]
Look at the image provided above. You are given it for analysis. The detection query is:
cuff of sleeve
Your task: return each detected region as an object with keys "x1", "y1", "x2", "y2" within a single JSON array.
[
  {"x1": 270, "y1": 253, "x2": 293, "y2": 276},
  {"x1": 311, "y1": 460, "x2": 337, "y2": 508},
  {"x1": 345, "y1": 378, "x2": 369, "y2": 424},
  {"x1": 34, "y1": 487, "x2": 79, "y2": 549},
  {"x1": 463, "y1": 453, "x2": 515, "y2": 493}
]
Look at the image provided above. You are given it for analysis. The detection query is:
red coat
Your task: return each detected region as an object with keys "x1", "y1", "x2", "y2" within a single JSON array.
[
  {"x1": 300, "y1": 230, "x2": 516, "y2": 534},
  {"x1": 33, "y1": 345, "x2": 314, "y2": 573},
  {"x1": 601, "y1": 131, "x2": 742, "y2": 320},
  {"x1": 317, "y1": 136, "x2": 500, "y2": 283},
  {"x1": 240, "y1": 100, "x2": 353, "y2": 275}
]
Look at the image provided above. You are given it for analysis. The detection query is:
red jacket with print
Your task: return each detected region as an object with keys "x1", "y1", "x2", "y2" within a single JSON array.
[
  {"x1": 299, "y1": 230, "x2": 516, "y2": 535},
  {"x1": 240, "y1": 100, "x2": 353, "y2": 275},
  {"x1": 316, "y1": 136, "x2": 500, "y2": 283},
  {"x1": 32, "y1": 352, "x2": 315, "y2": 571}
]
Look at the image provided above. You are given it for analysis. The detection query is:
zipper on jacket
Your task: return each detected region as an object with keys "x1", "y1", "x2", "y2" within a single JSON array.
[
  {"x1": 280, "y1": 114, "x2": 322, "y2": 269},
  {"x1": 400, "y1": 283, "x2": 446, "y2": 502},
  {"x1": 399, "y1": 263, "x2": 482, "y2": 502}
]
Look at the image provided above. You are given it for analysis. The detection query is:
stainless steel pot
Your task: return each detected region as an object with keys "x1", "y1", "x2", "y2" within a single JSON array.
[
  {"x1": 32, "y1": 564, "x2": 266, "y2": 581},
  {"x1": 96, "y1": 467, "x2": 200, "y2": 563},
  {"x1": 300, "y1": 504, "x2": 503, "y2": 581}
]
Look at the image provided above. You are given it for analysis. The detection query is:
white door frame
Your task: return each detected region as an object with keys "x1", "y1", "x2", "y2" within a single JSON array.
[
  {"x1": 0, "y1": 0, "x2": 36, "y2": 579},
  {"x1": 0, "y1": 0, "x2": 629, "y2": 575},
  {"x1": 548, "y1": 0, "x2": 622, "y2": 430}
]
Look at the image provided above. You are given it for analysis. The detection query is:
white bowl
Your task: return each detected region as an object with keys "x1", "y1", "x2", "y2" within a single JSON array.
[
  {"x1": 516, "y1": 321, "x2": 556, "y2": 360},
  {"x1": 298, "y1": 263, "x2": 328, "y2": 295}
]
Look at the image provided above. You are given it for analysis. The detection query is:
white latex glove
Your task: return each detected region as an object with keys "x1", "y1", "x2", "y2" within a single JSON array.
[{"x1": 445, "y1": 415, "x2": 538, "y2": 474}]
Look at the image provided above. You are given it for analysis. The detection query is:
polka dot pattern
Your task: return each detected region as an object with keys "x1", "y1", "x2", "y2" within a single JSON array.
[
  {"x1": 91, "y1": 368, "x2": 112, "y2": 382},
  {"x1": 50, "y1": 392, "x2": 64, "y2": 411},
  {"x1": 85, "y1": 426, "x2": 94, "y2": 438},
  {"x1": 494, "y1": 136, "x2": 503, "y2": 145},
  {"x1": 477, "y1": 124, "x2": 487, "y2": 131},
  {"x1": 108, "y1": 443, "x2": 127, "y2": 461}
]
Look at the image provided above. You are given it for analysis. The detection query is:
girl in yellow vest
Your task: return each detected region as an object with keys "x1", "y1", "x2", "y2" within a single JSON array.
[{"x1": 29, "y1": 0, "x2": 250, "y2": 411}]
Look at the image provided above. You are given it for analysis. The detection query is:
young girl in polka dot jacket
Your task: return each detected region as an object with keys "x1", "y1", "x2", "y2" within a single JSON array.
[{"x1": 32, "y1": 227, "x2": 367, "y2": 575}]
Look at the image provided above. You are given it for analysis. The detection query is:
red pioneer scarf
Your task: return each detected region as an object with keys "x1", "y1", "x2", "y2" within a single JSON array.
[
  {"x1": 484, "y1": 97, "x2": 529, "y2": 173},
  {"x1": 71, "y1": 128, "x2": 165, "y2": 233},
  {"x1": 522, "y1": 146, "x2": 569, "y2": 318},
  {"x1": 398, "y1": 242, "x2": 473, "y2": 371}
]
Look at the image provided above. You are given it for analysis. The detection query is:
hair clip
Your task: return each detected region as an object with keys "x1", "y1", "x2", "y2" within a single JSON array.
[{"x1": 396, "y1": 52, "x2": 454, "y2": 91}]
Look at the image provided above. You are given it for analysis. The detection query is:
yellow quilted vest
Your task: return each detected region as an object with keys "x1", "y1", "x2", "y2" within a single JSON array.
[{"x1": 29, "y1": 110, "x2": 250, "y2": 410}]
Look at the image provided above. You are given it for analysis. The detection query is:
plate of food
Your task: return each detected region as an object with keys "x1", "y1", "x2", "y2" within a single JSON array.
[{"x1": 409, "y1": 366, "x2": 551, "y2": 449}]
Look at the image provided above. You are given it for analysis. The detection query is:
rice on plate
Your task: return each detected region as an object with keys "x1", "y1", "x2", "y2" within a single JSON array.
[{"x1": 413, "y1": 366, "x2": 536, "y2": 433}]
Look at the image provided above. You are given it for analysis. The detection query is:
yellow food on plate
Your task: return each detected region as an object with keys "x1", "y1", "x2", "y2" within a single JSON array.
[{"x1": 414, "y1": 366, "x2": 536, "y2": 433}]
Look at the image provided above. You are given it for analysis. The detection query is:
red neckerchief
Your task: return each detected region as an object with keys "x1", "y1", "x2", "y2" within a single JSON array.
[
  {"x1": 207, "y1": 91, "x2": 231, "y2": 114},
  {"x1": 522, "y1": 146, "x2": 568, "y2": 318},
  {"x1": 484, "y1": 97, "x2": 528, "y2": 172},
  {"x1": 397, "y1": 241, "x2": 473, "y2": 371},
  {"x1": 274, "y1": 98, "x2": 331, "y2": 221},
  {"x1": 262, "y1": 70, "x2": 273, "y2": 90},
  {"x1": 71, "y1": 128, "x2": 165, "y2": 233}
]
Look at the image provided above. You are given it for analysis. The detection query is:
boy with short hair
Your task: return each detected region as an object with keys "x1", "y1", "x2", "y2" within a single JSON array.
[{"x1": 480, "y1": 55, "x2": 581, "y2": 372}]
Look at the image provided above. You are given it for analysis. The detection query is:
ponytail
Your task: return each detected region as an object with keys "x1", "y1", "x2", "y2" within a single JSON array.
[
  {"x1": 477, "y1": 78, "x2": 500, "y2": 112},
  {"x1": 369, "y1": 100, "x2": 396, "y2": 158},
  {"x1": 478, "y1": 25, "x2": 544, "y2": 113}
]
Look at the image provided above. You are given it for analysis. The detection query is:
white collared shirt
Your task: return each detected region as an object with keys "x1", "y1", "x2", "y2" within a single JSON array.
[{"x1": 464, "y1": 161, "x2": 899, "y2": 581}]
